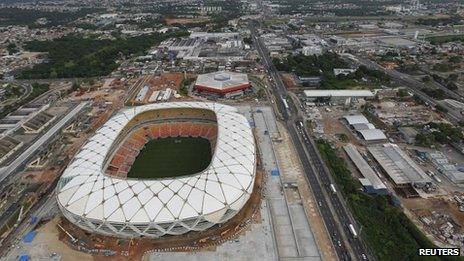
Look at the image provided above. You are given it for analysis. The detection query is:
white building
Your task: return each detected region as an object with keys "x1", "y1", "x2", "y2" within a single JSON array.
[
  {"x1": 304, "y1": 90, "x2": 374, "y2": 104},
  {"x1": 56, "y1": 102, "x2": 256, "y2": 238},
  {"x1": 302, "y1": 46, "x2": 322, "y2": 56}
]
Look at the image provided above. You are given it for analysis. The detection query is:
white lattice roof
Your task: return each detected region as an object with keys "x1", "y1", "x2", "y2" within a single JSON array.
[{"x1": 57, "y1": 102, "x2": 255, "y2": 224}]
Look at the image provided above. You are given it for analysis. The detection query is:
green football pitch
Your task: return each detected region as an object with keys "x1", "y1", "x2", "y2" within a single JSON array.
[{"x1": 127, "y1": 137, "x2": 212, "y2": 179}]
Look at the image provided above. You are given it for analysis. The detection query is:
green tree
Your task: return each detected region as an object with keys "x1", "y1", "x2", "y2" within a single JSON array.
[
  {"x1": 449, "y1": 56, "x2": 462, "y2": 63},
  {"x1": 397, "y1": 88, "x2": 409, "y2": 97},
  {"x1": 72, "y1": 81, "x2": 80, "y2": 91},
  {"x1": 447, "y1": 73, "x2": 458, "y2": 82},
  {"x1": 49, "y1": 69, "x2": 57, "y2": 78},
  {"x1": 6, "y1": 43, "x2": 18, "y2": 54}
]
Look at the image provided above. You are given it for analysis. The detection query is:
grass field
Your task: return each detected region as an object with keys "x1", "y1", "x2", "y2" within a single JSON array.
[{"x1": 127, "y1": 137, "x2": 212, "y2": 179}]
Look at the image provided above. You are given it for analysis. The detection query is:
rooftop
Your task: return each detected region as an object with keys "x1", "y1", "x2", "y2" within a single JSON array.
[
  {"x1": 344, "y1": 144, "x2": 387, "y2": 190},
  {"x1": 304, "y1": 90, "x2": 374, "y2": 98},
  {"x1": 357, "y1": 129, "x2": 387, "y2": 141},
  {"x1": 195, "y1": 71, "x2": 249, "y2": 91},
  {"x1": 343, "y1": 114, "x2": 369, "y2": 125},
  {"x1": 368, "y1": 143, "x2": 431, "y2": 186}
]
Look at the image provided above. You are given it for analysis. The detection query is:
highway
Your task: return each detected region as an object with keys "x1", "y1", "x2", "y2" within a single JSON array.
[
  {"x1": 419, "y1": 66, "x2": 464, "y2": 103},
  {"x1": 249, "y1": 20, "x2": 370, "y2": 260},
  {"x1": 0, "y1": 102, "x2": 88, "y2": 183}
]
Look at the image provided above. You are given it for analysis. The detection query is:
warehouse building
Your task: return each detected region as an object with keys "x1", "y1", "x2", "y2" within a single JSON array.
[
  {"x1": 343, "y1": 114, "x2": 387, "y2": 143},
  {"x1": 342, "y1": 114, "x2": 369, "y2": 125},
  {"x1": 428, "y1": 151, "x2": 464, "y2": 183},
  {"x1": 398, "y1": 127, "x2": 418, "y2": 144},
  {"x1": 351, "y1": 123, "x2": 376, "y2": 131},
  {"x1": 303, "y1": 90, "x2": 374, "y2": 105},
  {"x1": 344, "y1": 144, "x2": 388, "y2": 195},
  {"x1": 356, "y1": 129, "x2": 388, "y2": 143},
  {"x1": 368, "y1": 143, "x2": 431, "y2": 188}
]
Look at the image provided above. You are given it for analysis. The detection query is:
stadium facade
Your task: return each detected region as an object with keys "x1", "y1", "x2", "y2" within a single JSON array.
[
  {"x1": 194, "y1": 71, "x2": 250, "y2": 95},
  {"x1": 56, "y1": 102, "x2": 256, "y2": 238}
]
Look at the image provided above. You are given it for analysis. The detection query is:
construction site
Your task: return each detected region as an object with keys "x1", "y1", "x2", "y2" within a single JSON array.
[
  {"x1": 126, "y1": 73, "x2": 185, "y2": 105},
  {"x1": 0, "y1": 79, "x2": 127, "y2": 257},
  {"x1": 53, "y1": 167, "x2": 264, "y2": 260},
  {"x1": 0, "y1": 69, "x2": 265, "y2": 260}
]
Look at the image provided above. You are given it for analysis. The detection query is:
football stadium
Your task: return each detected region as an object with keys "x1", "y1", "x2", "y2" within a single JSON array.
[{"x1": 56, "y1": 102, "x2": 256, "y2": 238}]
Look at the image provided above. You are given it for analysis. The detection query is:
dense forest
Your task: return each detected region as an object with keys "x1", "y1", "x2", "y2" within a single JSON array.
[
  {"x1": 416, "y1": 15, "x2": 463, "y2": 27},
  {"x1": 0, "y1": 8, "x2": 100, "y2": 27},
  {"x1": 273, "y1": 53, "x2": 348, "y2": 77},
  {"x1": 427, "y1": 34, "x2": 464, "y2": 45},
  {"x1": 20, "y1": 31, "x2": 188, "y2": 79}
]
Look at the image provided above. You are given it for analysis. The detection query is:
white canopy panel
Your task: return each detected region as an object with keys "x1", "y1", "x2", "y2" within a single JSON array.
[{"x1": 57, "y1": 102, "x2": 256, "y2": 232}]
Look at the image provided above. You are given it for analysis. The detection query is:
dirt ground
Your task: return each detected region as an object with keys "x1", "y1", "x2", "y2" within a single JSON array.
[
  {"x1": 404, "y1": 197, "x2": 464, "y2": 226},
  {"x1": 165, "y1": 17, "x2": 210, "y2": 25},
  {"x1": 402, "y1": 195, "x2": 464, "y2": 247},
  {"x1": 146, "y1": 73, "x2": 184, "y2": 92},
  {"x1": 128, "y1": 73, "x2": 185, "y2": 104},
  {"x1": 320, "y1": 109, "x2": 362, "y2": 148},
  {"x1": 21, "y1": 170, "x2": 56, "y2": 184},
  {"x1": 281, "y1": 73, "x2": 299, "y2": 90},
  {"x1": 34, "y1": 218, "x2": 93, "y2": 261}
]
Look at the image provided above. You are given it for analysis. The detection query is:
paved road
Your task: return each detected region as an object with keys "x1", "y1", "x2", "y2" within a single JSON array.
[
  {"x1": 0, "y1": 102, "x2": 88, "y2": 183},
  {"x1": 249, "y1": 20, "x2": 370, "y2": 261}
]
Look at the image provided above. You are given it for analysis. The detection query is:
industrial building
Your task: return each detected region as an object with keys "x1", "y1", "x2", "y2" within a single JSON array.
[
  {"x1": 302, "y1": 46, "x2": 322, "y2": 56},
  {"x1": 158, "y1": 32, "x2": 248, "y2": 61},
  {"x1": 343, "y1": 144, "x2": 388, "y2": 195},
  {"x1": 333, "y1": 68, "x2": 357, "y2": 76},
  {"x1": 194, "y1": 71, "x2": 250, "y2": 97},
  {"x1": 398, "y1": 127, "x2": 418, "y2": 144},
  {"x1": 343, "y1": 115, "x2": 370, "y2": 125},
  {"x1": 356, "y1": 129, "x2": 388, "y2": 143},
  {"x1": 351, "y1": 123, "x2": 376, "y2": 131},
  {"x1": 428, "y1": 151, "x2": 464, "y2": 183},
  {"x1": 56, "y1": 102, "x2": 256, "y2": 238},
  {"x1": 303, "y1": 90, "x2": 374, "y2": 104},
  {"x1": 342, "y1": 115, "x2": 387, "y2": 143},
  {"x1": 368, "y1": 143, "x2": 431, "y2": 188}
]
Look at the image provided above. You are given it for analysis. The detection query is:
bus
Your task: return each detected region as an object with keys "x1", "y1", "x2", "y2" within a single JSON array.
[
  {"x1": 330, "y1": 183, "x2": 337, "y2": 194},
  {"x1": 348, "y1": 224, "x2": 358, "y2": 238},
  {"x1": 282, "y1": 98, "x2": 289, "y2": 110}
]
